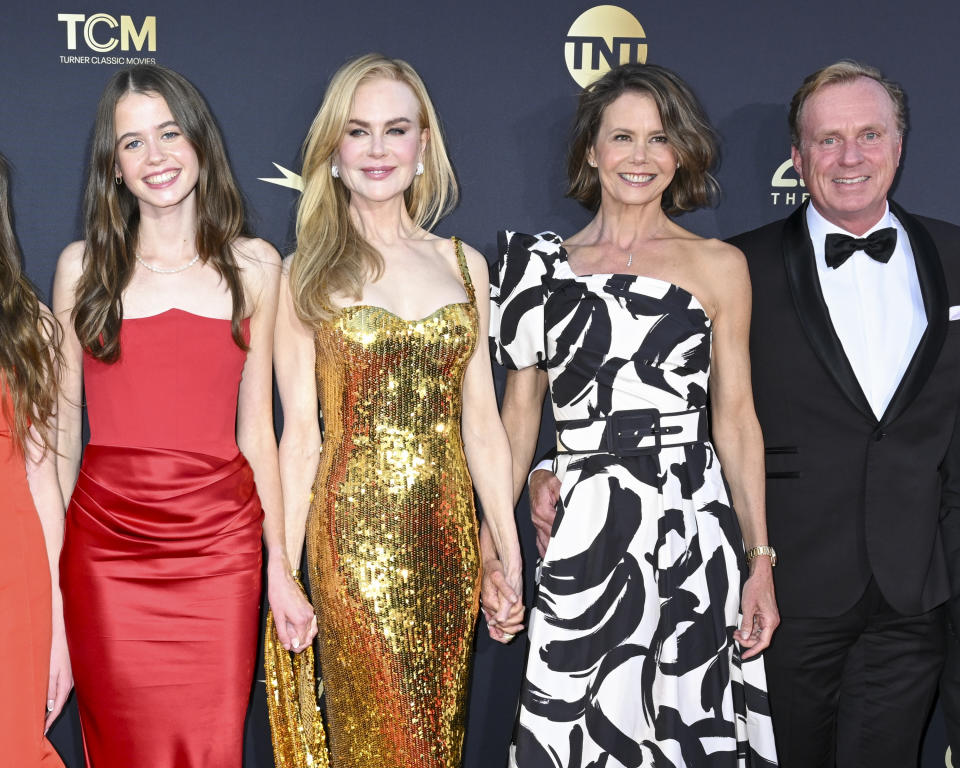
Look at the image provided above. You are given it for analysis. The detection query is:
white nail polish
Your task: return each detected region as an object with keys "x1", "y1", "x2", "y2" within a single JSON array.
[{"x1": 46, "y1": 700, "x2": 55, "y2": 711}]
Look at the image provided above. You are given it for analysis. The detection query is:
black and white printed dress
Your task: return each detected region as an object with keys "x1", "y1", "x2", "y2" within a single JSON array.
[{"x1": 490, "y1": 231, "x2": 777, "y2": 768}]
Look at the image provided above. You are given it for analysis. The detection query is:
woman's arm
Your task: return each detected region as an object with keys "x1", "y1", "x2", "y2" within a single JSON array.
[
  {"x1": 25, "y1": 420, "x2": 72, "y2": 731},
  {"x1": 477, "y1": 366, "x2": 548, "y2": 638},
  {"x1": 501, "y1": 366, "x2": 558, "y2": 558},
  {"x1": 273, "y1": 258, "x2": 321, "y2": 573},
  {"x1": 500, "y1": 367, "x2": 549, "y2": 505},
  {"x1": 458, "y1": 246, "x2": 523, "y2": 614},
  {"x1": 51, "y1": 242, "x2": 85, "y2": 503},
  {"x1": 25, "y1": 302, "x2": 72, "y2": 730},
  {"x1": 706, "y1": 243, "x2": 779, "y2": 659},
  {"x1": 235, "y1": 240, "x2": 315, "y2": 652}
]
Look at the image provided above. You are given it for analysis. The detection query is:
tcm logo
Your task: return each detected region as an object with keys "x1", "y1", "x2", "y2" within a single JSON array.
[
  {"x1": 770, "y1": 159, "x2": 808, "y2": 206},
  {"x1": 565, "y1": 5, "x2": 647, "y2": 88},
  {"x1": 58, "y1": 13, "x2": 156, "y2": 53}
]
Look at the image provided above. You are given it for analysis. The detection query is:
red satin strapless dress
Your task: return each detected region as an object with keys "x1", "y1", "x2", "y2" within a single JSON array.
[
  {"x1": 0, "y1": 391, "x2": 65, "y2": 767},
  {"x1": 60, "y1": 310, "x2": 263, "y2": 768}
]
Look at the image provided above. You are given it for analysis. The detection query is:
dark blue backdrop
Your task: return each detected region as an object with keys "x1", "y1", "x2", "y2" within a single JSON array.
[{"x1": 2, "y1": 2, "x2": 958, "y2": 765}]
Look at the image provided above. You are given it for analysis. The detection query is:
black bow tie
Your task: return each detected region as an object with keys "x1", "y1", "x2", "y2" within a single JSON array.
[{"x1": 824, "y1": 227, "x2": 898, "y2": 269}]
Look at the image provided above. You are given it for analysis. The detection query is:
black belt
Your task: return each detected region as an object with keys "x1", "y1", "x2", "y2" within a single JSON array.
[{"x1": 555, "y1": 407, "x2": 708, "y2": 457}]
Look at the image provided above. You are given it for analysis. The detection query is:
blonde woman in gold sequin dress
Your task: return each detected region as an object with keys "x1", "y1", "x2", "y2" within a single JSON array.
[{"x1": 274, "y1": 53, "x2": 523, "y2": 768}]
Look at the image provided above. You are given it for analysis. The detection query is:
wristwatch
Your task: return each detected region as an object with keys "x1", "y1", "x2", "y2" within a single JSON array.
[{"x1": 745, "y1": 545, "x2": 777, "y2": 567}]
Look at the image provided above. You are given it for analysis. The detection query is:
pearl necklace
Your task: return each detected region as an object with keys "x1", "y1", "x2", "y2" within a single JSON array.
[{"x1": 135, "y1": 252, "x2": 200, "y2": 274}]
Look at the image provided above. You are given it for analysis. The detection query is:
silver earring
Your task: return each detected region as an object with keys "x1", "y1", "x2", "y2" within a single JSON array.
[
  {"x1": 115, "y1": 175, "x2": 122, "y2": 186},
  {"x1": 331, "y1": 164, "x2": 339, "y2": 179},
  {"x1": 676, "y1": 161, "x2": 680, "y2": 169},
  {"x1": 415, "y1": 161, "x2": 424, "y2": 176}
]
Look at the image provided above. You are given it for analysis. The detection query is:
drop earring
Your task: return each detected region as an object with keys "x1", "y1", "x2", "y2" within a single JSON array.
[
  {"x1": 115, "y1": 175, "x2": 122, "y2": 186},
  {"x1": 415, "y1": 161, "x2": 424, "y2": 176},
  {"x1": 331, "y1": 164, "x2": 339, "y2": 179}
]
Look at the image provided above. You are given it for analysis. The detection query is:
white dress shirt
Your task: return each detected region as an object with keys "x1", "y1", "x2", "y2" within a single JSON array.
[{"x1": 807, "y1": 202, "x2": 927, "y2": 419}]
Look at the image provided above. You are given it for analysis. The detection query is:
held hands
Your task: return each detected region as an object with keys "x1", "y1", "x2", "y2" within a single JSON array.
[
  {"x1": 736, "y1": 557, "x2": 779, "y2": 658},
  {"x1": 267, "y1": 556, "x2": 318, "y2": 654},
  {"x1": 529, "y1": 469, "x2": 561, "y2": 557},
  {"x1": 45, "y1": 623, "x2": 72, "y2": 733},
  {"x1": 480, "y1": 552, "x2": 524, "y2": 643},
  {"x1": 478, "y1": 521, "x2": 525, "y2": 643}
]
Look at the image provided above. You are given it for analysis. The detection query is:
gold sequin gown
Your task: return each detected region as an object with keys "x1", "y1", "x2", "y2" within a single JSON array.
[{"x1": 306, "y1": 238, "x2": 482, "y2": 768}]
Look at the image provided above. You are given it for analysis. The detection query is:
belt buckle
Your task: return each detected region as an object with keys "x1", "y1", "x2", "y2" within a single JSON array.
[{"x1": 606, "y1": 408, "x2": 660, "y2": 457}]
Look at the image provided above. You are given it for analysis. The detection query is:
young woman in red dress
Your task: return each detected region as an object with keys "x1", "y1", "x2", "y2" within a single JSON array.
[
  {"x1": 52, "y1": 66, "x2": 315, "y2": 768},
  {"x1": 0, "y1": 155, "x2": 70, "y2": 766}
]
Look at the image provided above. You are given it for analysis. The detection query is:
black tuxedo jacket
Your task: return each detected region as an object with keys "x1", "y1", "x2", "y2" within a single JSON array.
[{"x1": 729, "y1": 200, "x2": 960, "y2": 618}]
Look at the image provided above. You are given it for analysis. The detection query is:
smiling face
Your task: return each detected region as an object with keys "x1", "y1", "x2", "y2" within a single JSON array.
[
  {"x1": 792, "y1": 77, "x2": 902, "y2": 235},
  {"x1": 113, "y1": 91, "x2": 200, "y2": 215},
  {"x1": 587, "y1": 91, "x2": 677, "y2": 210},
  {"x1": 334, "y1": 77, "x2": 428, "y2": 205}
]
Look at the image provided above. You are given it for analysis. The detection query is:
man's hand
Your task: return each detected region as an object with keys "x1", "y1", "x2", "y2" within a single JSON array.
[{"x1": 529, "y1": 468, "x2": 560, "y2": 557}]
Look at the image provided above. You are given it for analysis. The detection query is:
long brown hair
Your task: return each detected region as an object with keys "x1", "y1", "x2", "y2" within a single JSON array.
[
  {"x1": 73, "y1": 65, "x2": 249, "y2": 361},
  {"x1": 0, "y1": 156, "x2": 61, "y2": 455},
  {"x1": 567, "y1": 63, "x2": 719, "y2": 215},
  {"x1": 291, "y1": 53, "x2": 458, "y2": 326}
]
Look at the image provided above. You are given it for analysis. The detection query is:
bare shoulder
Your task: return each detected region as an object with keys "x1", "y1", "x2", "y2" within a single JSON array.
[
  {"x1": 233, "y1": 236, "x2": 281, "y2": 269},
  {"x1": 233, "y1": 237, "x2": 281, "y2": 309},
  {"x1": 55, "y1": 240, "x2": 85, "y2": 280},
  {"x1": 694, "y1": 239, "x2": 751, "y2": 323},
  {"x1": 53, "y1": 241, "x2": 86, "y2": 311},
  {"x1": 695, "y1": 238, "x2": 748, "y2": 280}
]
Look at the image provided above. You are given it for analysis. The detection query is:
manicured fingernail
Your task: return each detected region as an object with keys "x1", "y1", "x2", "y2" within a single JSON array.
[
  {"x1": 292, "y1": 638, "x2": 300, "y2": 648},
  {"x1": 47, "y1": 700, "x2": 55, "y2": 711}
]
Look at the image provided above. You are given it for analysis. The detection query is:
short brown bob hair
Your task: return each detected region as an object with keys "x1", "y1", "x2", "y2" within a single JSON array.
[
  {"x1": 789, "y1": 60, "x2": 907, "y2": 149},
  {"x1": 567, "y1": 63, "x2": 719, "y2": 215}
]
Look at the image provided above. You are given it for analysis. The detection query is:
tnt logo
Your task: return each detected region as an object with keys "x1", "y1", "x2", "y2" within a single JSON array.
[
  {"x1": 565, "y1": 5, "x2": 647, "y2": 88},
  {"x1": 770, "y1": 159, "x2": 808, "y2": 206},
  {"x1": 58, "y1": 13, "x2": 156, "y2": 53}
]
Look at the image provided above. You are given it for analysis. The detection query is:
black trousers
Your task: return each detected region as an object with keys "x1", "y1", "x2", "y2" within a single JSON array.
[
  {"x1": 941, "y1": 593, "x2": 960, "y2": 755},
  {"x1": 764, "y1": 578, "x2": 945, "y2": 768}
]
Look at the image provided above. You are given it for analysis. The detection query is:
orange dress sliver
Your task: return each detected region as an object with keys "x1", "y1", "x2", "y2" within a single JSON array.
[{"x1": 0, "y1": 399, "x2": 65, "y2": 767}]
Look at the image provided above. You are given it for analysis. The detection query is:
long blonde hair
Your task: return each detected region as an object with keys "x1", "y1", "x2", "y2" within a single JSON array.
[{"x1": 291, "y1": 54, "x2": 458, "y2": 326}]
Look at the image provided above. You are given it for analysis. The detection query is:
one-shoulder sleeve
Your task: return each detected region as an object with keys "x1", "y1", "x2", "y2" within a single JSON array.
[{"x1": 490, "y1": 230, "x2": 560, "y2": 370}]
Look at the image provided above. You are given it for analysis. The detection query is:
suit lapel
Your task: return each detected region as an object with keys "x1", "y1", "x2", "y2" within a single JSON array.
[
  {"x1": 878, "y1": 201, "x2": 948, "y2": 426},
  {"x1": 781, "y1": 201, "x2": 875, "y2": 420}
]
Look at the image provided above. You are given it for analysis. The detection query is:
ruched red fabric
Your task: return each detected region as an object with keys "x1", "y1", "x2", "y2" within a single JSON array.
[{"x1": 60, "y1": 311, "x2": 262, "y2": 768}]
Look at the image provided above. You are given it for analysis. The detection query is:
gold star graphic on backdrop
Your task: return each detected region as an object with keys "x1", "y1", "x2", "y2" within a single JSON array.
[{"x1": 259, "y1": 163, "x2": 303, "y2": 191}]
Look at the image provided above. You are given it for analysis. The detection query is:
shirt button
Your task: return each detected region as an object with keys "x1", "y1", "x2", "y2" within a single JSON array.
[{"x1": 873, "y1": 430, "x2": 886, "y2": 442}]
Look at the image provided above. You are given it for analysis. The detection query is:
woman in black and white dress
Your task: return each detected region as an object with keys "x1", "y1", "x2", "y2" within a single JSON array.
[{"x1": 485, "y1": 63, "x2": 779, "y2": 767}]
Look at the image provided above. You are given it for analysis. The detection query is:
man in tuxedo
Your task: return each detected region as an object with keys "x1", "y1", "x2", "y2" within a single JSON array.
[{"x1": 520, "y1": 60, "x2": 960, "y2": 766}]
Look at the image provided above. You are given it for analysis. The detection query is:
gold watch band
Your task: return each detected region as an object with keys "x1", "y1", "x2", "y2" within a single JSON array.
[{"x1": 745, "y1": 545, "x2": 777, "y2": 567}]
